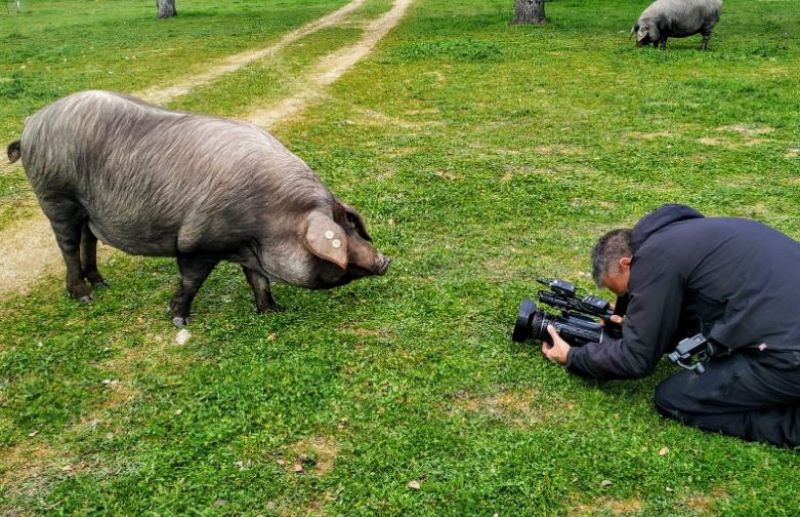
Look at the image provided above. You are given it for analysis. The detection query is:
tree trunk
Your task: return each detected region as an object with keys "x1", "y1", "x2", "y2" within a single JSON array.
[
  {"x1": 156, "y1": 0, "x2": 176, "y2": 18},
  {"x1": 513, "y1": 0, "x2": 546, "y2": 25}
]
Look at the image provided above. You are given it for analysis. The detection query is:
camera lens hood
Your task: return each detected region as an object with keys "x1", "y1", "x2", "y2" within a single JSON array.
[{"x1": 512, "y1": 298, "x2": 537, "y2": 342}]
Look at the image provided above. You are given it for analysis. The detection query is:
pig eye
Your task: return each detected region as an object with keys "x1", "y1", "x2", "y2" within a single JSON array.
[{"x1": 344, "y1": 211, "x2": 372, "y2": 242}]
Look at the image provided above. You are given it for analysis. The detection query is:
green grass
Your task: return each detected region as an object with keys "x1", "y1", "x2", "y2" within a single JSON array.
[{"x1": 2, "y1": 0, "x2": 800, "y2": 514}]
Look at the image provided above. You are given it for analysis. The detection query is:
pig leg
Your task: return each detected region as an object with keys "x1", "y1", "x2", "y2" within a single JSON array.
[
  {"x1": 170, "y1": 253, "x2": 220, "y2": 327},
  {"x1": 47, "y1": 206, "x2": 93, "y2": 303},
  {"x1": 700, "y1": 30, "x2": 712, "y2": 50},
  {"x1": 80, "y1": 220, "x2": 108, "y2": 288},
  {"x1": 241, "y1": 267, "x2": 284, "y2": 313}
]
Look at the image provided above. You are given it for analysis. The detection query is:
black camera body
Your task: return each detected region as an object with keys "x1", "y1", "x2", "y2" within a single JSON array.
[{"x1": 512, "y1": 278, "x2": 622, "y2": 346}]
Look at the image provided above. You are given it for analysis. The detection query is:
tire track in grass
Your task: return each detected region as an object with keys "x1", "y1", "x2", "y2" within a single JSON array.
[
  {"x1": 0, "y1": 0, "x2": 412, "y2": 300},
  {"x1": 247, "y1": 0, "x2": 413, "y2": 129},
  {"x1": 135, "y1": 0, "x2": 367, "y2": 106}
]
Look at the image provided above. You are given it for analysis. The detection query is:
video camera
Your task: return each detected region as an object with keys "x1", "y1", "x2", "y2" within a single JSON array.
[{"x1": 512, "y1": 278, "x2": 623, "y2": 346}]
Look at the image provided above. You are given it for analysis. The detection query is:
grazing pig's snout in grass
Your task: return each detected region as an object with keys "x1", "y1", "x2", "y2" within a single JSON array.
[{"x1": 377, "y1": 255, "x2": 391, "y2": 276}]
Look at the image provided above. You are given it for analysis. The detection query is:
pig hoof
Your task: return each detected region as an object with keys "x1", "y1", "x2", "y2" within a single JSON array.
[
  {"x1": 79, "y1": 295, "x2": 93, "y2": 304},
  {"x1": 93, "y1": 280, "x2": 110, "y2": 289},
  {"x1": 172, "y1": 316, "x2": 190, "y2": 328},
  {"x1": 258, "y1": 304, "x2": 285, "y2": 314}
]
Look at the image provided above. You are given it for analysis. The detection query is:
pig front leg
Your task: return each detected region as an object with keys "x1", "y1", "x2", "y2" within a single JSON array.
[
  {"x1": 241, "y1": 267, "x2": 284, "y2": 313},
  {"x1": 170, "y1": 253, "x2": 220, "y2": 327}
]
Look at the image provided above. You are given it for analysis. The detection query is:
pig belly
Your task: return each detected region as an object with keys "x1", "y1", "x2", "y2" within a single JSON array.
[{"x1": 88, "y1": 220, "x2": 179, "y2": 257}]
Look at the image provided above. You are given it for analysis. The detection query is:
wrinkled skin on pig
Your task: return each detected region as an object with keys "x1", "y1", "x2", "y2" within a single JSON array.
[{"x1": 8, "y1": 91, "x2": 390, "y2": 326}]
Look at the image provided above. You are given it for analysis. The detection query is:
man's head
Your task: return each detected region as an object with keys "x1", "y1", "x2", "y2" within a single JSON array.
[{"x1": 591, "y1": 229, "x2": 633, "y2": 296}]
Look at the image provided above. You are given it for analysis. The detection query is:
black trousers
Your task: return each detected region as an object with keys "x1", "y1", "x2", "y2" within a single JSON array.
[{"x1": 654, "y1": 350, "x2": 800, "y2": 448}]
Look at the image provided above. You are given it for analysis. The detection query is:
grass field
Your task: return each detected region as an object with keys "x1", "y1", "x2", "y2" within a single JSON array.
[{"x1": 2, "y1": 0, "x2": 800, "y2": 514}]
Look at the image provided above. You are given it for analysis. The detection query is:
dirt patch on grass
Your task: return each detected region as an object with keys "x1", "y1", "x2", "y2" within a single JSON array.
[
  {"x1": 0, "y1": 161, "x2": 22, "y2": 176},
  {"x1": 87, "y1": 379, "x2": 141, "y2": 420},
  {"x1": 718, "y1": 124, "x2": 774, "y2": 137},
  {"x1": 631, "y1": 131, "x2": 672, "y2": 141},
  {"x1": 535, "y1": 144, "x2": 586, "y2": 155},
  {"x1": 698, "y1": 137, "x2": 725, "y2": 146},
  {"x1": 783, "y1": 148, "x2": 799, "y2": 158},
  {"x1": 0, "y1": 440, "x2": 82, "y2": 505},
  {"x1": 698, "y1": 125, "x2": 775, "y2": 149},
  {"x1": 481, "y1": 254, "x2": 519, "y2": 280},
  {"x1": 501, "y1": 163, "x2": 598, "y2": 182},
  {"x1": 453, "y1": 387, "x2": 568, "y2": 427},
  {"x1": 434, "y1": 169, "x2": 458, "y2": 180},
  {"x1": 569, "y1": 496, "x2": 644, "y2": 516},
  {"x1": 0, "y1": 214, "x2": 62, "y2": 300},
  {"x1": 681, "y1": 487, "x2": 728, "y2": 514},
  {"x1": 340, "y1": 324, "x2": 393, "y2": 341},
  {"x1": 350, "y1": 108, "x2": 443, "y2": 130},
  {"x1": 0, "y1": 441, "x2": 59, "y2": 487},
  {"x1": 281, "y1": 435, "x2": 340, "y2": 476}
]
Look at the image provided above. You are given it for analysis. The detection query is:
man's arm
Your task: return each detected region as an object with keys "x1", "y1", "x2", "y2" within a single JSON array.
[{"x1": 565, "y1": 254, "x2": 684, "y2": 380}]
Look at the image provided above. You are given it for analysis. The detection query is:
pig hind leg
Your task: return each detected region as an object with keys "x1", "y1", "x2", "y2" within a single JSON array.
[
  {"x1": 80, "y1": 220, "x2": 108, "y2": 288},
  {"x1": 170, "y1": 253, "x2": 220, "y2": 327},
  {"x1": 45, "y1": 202, "x2": 93, "y2": 302},
  {"x1": 241, "y1": 267, "x2": 283, "y2": 313},
  {"x1": 700, "y1": 29, "x2": 713, "y2": 50}
]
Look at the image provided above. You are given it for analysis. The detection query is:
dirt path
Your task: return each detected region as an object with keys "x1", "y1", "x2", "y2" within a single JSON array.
[
  {"x1": 135, "y1": 0, "x2": 367, "y2": 106},
  {"x1": 0, "y1": 0, "x2": 413, "y2": 300},
  {"x1": 247, "y1": 0, "x2": 413, "y2": 128}
]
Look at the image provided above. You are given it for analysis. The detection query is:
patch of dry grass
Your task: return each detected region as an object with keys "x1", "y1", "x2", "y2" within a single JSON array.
[
  {"x1": 568, "y1": 496, "x2": 644, "y2": 516},
  {"x1": 452, "y1": 386, "x2": 571, "y2": 428}
]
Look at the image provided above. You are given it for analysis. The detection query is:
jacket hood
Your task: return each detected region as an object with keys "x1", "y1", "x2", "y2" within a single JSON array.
[{"x1": 631, "y1": 204, "x2": 704, "y2": 251}]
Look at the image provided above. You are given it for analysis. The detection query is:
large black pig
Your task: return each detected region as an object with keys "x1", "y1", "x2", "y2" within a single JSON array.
[{"x1": 7, "y1": 91, "x2": 390, "y2": 326}]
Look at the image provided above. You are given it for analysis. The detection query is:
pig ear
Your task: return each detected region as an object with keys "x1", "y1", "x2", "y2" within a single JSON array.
[
  {"x1": 304, "y1": 212, "x2": 348, "y2": 270},
  {"x1": 342, "y1": 203, "x2": 372, "y2": 242}
]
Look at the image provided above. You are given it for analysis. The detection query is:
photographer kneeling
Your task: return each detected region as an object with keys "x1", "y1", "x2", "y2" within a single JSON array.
[{"x1": 543, "y1": 204, "x2": 800, "y2": 447}]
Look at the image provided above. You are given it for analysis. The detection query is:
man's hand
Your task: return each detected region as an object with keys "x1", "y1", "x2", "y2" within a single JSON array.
[{"x1": 542, "y1": 325, "x2": 571, "y2": 366}]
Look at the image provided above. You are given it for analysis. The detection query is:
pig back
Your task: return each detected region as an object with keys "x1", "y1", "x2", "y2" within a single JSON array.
[{"x1": 20, "y1": 91, "x2": 326, "y2": 256}]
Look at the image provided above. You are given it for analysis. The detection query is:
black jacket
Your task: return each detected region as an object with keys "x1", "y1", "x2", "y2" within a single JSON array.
[{"x1": 567, "y1": 204, "x2": 800, "y2": 380}]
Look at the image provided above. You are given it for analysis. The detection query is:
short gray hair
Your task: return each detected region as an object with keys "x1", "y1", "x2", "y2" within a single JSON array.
[{"x1": 591, "y1": 229, "x2": 633, "y2": 287}]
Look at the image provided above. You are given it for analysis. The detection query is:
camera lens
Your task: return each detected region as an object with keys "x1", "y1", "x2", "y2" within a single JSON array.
[
  {"x1": 529, "y1": 310, "x2": 553, "y2": 342},
  {"x1": 513, "y1": 299, "x2": 554, "y2": 343},
  {"x1": 512, "y1": 298, "x2": 554, "y2": 343},
  {"x1": 512, "y1": 299, "x2": 535, "y2": 342}
]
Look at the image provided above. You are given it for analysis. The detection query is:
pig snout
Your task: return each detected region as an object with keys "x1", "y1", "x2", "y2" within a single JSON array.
[{"x1": 377, "y1": 255, "x2": 391, "y2": 276}]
